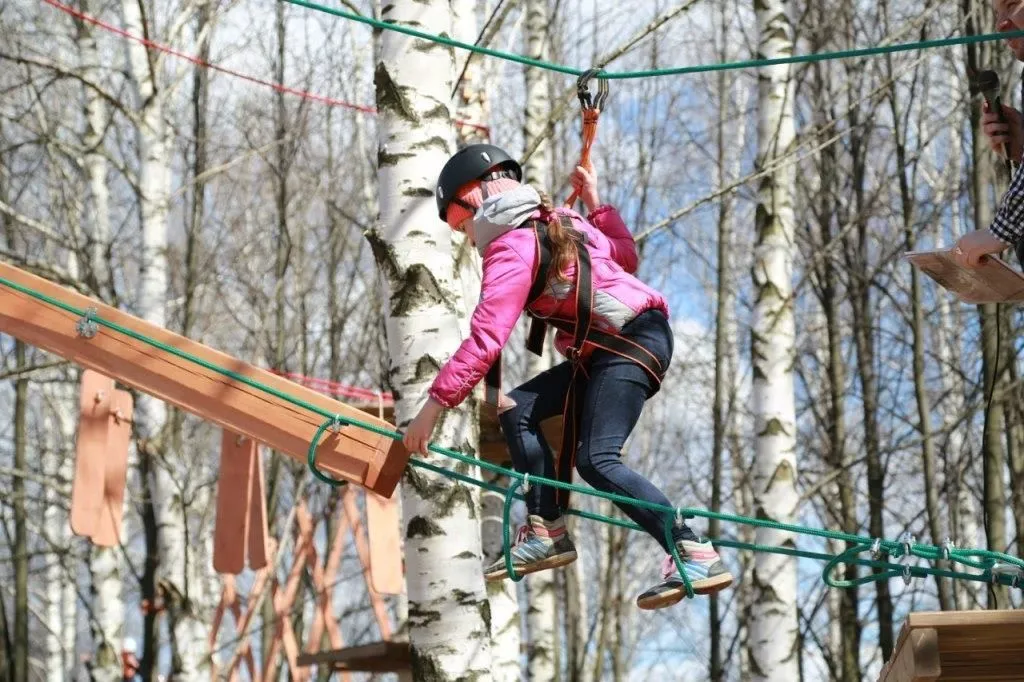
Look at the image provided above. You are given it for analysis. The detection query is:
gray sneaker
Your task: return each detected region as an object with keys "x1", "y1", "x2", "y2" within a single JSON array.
[
  {"x1": 483, "y1": 514, "x2": 578, "y2": 581},
  {"x1": 635, "y1": 539, "x2": 733, "y2": 610}
]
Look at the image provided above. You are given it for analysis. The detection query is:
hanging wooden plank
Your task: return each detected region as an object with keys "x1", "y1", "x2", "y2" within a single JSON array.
[
  {"x1": 366, "y1": 491, "x2": 403, "y2": 595},
  {"x1": 0, "y1": 262, "x2": 408, "y2": 497},
  {"x1": 91, "y1": 389, "x2": 132, "y2": 547},
  {"x1": 69, "y1": 370, "x2": 114, "y2": 539},
  {"x1": 213, "y1": 431, "x2": 256, "y2": 574}
]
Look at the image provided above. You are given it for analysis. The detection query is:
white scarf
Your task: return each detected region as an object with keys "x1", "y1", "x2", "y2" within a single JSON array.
[{"x1": 471, "y1": 184, "x2": 543, "y2": 255}]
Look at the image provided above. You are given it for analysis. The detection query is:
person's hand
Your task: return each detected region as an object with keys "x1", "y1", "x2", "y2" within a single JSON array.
[
  {"x1": 982, "y1": 100, "x2": 1024, "y2": 162},
  {"x1": 952, "y1": 228, "x2": 1008, "y2": 268},
  {"x1": 402, "y1": 398, "x2": 444, "y2": 454},
  {"x1": 569, "y1": 164, "x2": 600, "y2": 214}
]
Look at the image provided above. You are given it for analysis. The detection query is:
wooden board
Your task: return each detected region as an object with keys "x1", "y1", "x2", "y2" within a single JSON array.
[
  {"x1": 295, "y1": 641, "x2": 411, "y2": 672},
  {"x1": 91, "y1": 389, "x2": 132, "y2": 547},
  {"x1": 366, "y1": 492, "x2": 403, "y2": 595},
  {"x1": 69, "y1": 371, "x2": 114, "y2": 539},
  {"x1": 904, "y1": 249, "x2": 1024, "y2": 304},
  {"x1": 0, "y1": 262, "x2": 408, "y2": 497},
  {"x1": 878, "y1": 610, "x2": 1024, "y2": 682},
  {"x1": 213, "y1": 432, "x2": 256, "y2": 574}
]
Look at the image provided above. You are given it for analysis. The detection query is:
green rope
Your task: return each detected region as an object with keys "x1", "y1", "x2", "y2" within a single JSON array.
[
  {"x1": 663, "y1": 515, "x2": 695, "y2": 599},
  {"x1": 281, "y1": 0, "x2": 1024, "y2": 79},
  {"x1": 3, "y1": 273, "x2": 1024, "y2": 594},
  {"x1": 502, "y1": 480, "x2": 524, "y2": 582}
]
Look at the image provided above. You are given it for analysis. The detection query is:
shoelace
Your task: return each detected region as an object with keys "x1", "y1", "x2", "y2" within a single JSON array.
[
  {"x1": 515, "y1": 524, "x2": 530, "y2": 546},
  {"x1": 660, "y1": 554, "x2": 678, "y2": 580}
]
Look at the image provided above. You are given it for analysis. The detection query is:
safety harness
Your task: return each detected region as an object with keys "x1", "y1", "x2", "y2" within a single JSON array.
[{"x1": 484, "y1": 216, "x2": 666, "y2": 511}]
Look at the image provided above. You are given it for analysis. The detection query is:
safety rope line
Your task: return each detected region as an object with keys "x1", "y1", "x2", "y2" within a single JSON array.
[
  {"x1": 3, "y1": 274, "x2": 1023, "y2": 598},
  {"x1": 38, "y1": 0, "x2": 490, "y2": 134},
  {"x1": 281, "y1": 0, "x2": 1024, "y2": 79}
]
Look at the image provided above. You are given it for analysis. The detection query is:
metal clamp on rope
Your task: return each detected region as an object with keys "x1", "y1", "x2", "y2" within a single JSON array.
[
  {"x1": 990, "y1": 561, "x2": 1024, "y2": 588},
  {"x1": 576, "y1": 68, "x2": 609, "y2": 112},
  {"x1": 898, "y1": 532, "x2": 915, "y2": 560},
  {"x1": 870, "y1": 538, "x2": 883, "y2": 560},
  {"x1": 940, "y1": 537, "x2": 955, "y2": 561},
  {"x1": 521, "y1": 473, "x2": 530, "y2": 493},
  {"x1": 902, "y1": 565, "x2": 913, "y2": 586},
  {"x1": 674, "y1": 508, "x2": 683, "y2": 529},
  {"x1": 76, "y1": 307, "x2": 99, "y2": 339}
]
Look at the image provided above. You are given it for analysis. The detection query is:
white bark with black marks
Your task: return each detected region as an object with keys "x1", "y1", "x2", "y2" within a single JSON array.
[
  {"x1": 121, "y1": 0, "x2": 210, "y2": 675},
  {"x1": 373, "y1": 1, "x2": 493, "y2": 678},
  {"x1": 749, "y1": 0, "x2": 799, "y2": 679}
]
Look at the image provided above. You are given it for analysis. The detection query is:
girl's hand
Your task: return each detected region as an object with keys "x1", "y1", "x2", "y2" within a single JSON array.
[
  {"x1": 402, "y1": 398, "x2": 444, "y2": 454},
  {"x1": 953, "y1": 228, "x2": 1007, "y2": 268},
  {"x1": 569, "y1": 164, "x2": 600, "y2": 214}
]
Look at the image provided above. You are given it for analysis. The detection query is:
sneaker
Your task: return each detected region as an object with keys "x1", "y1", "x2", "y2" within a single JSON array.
[
  {"x1": 483, "y1": 514, "x2": 578, "y2": 581},
  {"x1": 635, "y1": 539, "x2": 733, "y2": 610}
]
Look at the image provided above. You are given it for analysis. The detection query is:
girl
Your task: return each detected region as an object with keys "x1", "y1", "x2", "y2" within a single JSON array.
[{"x1": 402, "y1": 144, "x2": 732, "y2": 610}]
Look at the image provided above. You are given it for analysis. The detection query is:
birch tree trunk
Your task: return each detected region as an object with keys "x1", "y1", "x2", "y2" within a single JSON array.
[
  {"x1": 121, "y1": 0, "x2": 210, "y2": 675},
  {"x1": 77, "y1": 0, "x2": 111, "y2": 296},
  {"x1": 749, "y1": 0, "x2": 799, "y2": 679},
  {"x1": 42, "y1": 380, "x2": 79, "y2": 682},
  {"x1": 372, "y1": 2, "x2": 493, "y2": 678},
  {"x1": 526, "y1": 576, "x2": 558, "y2": 681}
]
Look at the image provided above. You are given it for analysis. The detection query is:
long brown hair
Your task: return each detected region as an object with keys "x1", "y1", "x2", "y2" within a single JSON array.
[{"x1": 537, "y1": 191, "x2": 579, "y2": 284}]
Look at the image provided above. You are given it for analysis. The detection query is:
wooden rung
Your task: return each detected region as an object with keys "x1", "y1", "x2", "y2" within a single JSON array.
[
  {"x1": 69, "y1": 370, "x2": 114, "y2": 539},
  {"x1": 91, "y1": 389, "x2": 132, "y2": 547},
  {"x1": 295, "y1": 642, "x2": 411, "y2": 672},
  {"x1": 0, "y1": 262, "x2": 409, "y2": 498},
  {"x1": 213, "y1": 431, "x2": 255, "y2": 574},
  {"x1": 904, "y1": 249, "x2": 1024, "y2": 304},
  {"x1": 366, "y1": 491, "x2": 403, "y2": 595}
]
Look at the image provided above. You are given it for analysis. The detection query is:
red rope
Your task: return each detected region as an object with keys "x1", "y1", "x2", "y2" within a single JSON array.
[
  {"x1": 40, "y1": 0, "x2": 490, "y2": 134},
  {"x1": 269, "y1": 369, "x2": 394, "y2": 403}
]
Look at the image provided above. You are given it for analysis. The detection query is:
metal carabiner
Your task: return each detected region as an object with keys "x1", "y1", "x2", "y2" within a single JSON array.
[{"x1": 576, "y1": 68, "x2": 609, "y2": 112}]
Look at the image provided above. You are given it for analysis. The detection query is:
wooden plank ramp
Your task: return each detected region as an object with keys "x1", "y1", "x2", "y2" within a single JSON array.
[
  {"x1": 878, "y1": 610, "x2": 1024, "y2": 682},
  {"x1": 0, "y1": 262, "x2": 408, "y2": 497}
]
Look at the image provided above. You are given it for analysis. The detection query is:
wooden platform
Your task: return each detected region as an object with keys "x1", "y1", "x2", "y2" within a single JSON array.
[
  {"x1": 295, "y1": 641, "x2": 411, "y2": 672},
  {"x1": 0, "y1": 262, "x2": 407, "y2": 497},
  {"x1": 878, "y1": 610, "x2": 1024, "y2": 682}
]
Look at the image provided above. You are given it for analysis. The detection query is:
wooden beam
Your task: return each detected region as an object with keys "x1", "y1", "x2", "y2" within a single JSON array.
[
  {"x1": 0, "y1": 262, "x2": 409, "y2": 497},
  {"x1": 295, "y1": 642, "x2": 411, "y2": 672}
]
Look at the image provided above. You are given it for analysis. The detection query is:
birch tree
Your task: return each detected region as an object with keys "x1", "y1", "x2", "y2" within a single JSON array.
[
  {"x1": 748, "y1": 0, "x2": 799, "y2": 678},
  {"x1": 371, "y1": 1, "x2": 493, "y2": 678},
  {"x1": 119, "y1": 0, "x2": 212, "y2": 675}
]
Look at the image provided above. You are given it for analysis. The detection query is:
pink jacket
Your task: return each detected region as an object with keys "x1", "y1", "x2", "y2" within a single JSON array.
[{"x1": 428, "y1": 204, "x2": 670, "y2": 408}]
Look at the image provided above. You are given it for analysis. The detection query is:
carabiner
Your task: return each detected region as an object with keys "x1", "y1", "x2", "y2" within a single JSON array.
[{"x1": 576, "y1": 68, "x2": 609, "y2": 112}]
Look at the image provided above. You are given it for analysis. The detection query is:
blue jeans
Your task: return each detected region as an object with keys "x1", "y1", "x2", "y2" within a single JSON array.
[{"x1": 499, "y1": 309, "x2": 698, "y2": 551}]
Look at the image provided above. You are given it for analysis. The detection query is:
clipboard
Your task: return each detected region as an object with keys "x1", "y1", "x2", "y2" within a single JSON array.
[{"x1": 904, "y1": 248, "x2": 1024, "y2": 304}]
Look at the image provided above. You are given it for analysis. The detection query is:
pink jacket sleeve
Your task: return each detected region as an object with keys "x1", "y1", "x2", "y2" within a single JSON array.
[
  {"x1": 427, "y1": 236, "x2": 535, "y2": 408},
  {"x1": 586, "y1": 205, "x2": 638, "y2": 273}
]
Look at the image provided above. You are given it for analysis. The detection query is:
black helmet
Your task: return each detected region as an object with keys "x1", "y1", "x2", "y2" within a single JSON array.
[{"x1": 435, "y1": 144, "x2": 522, "y2": 221}]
